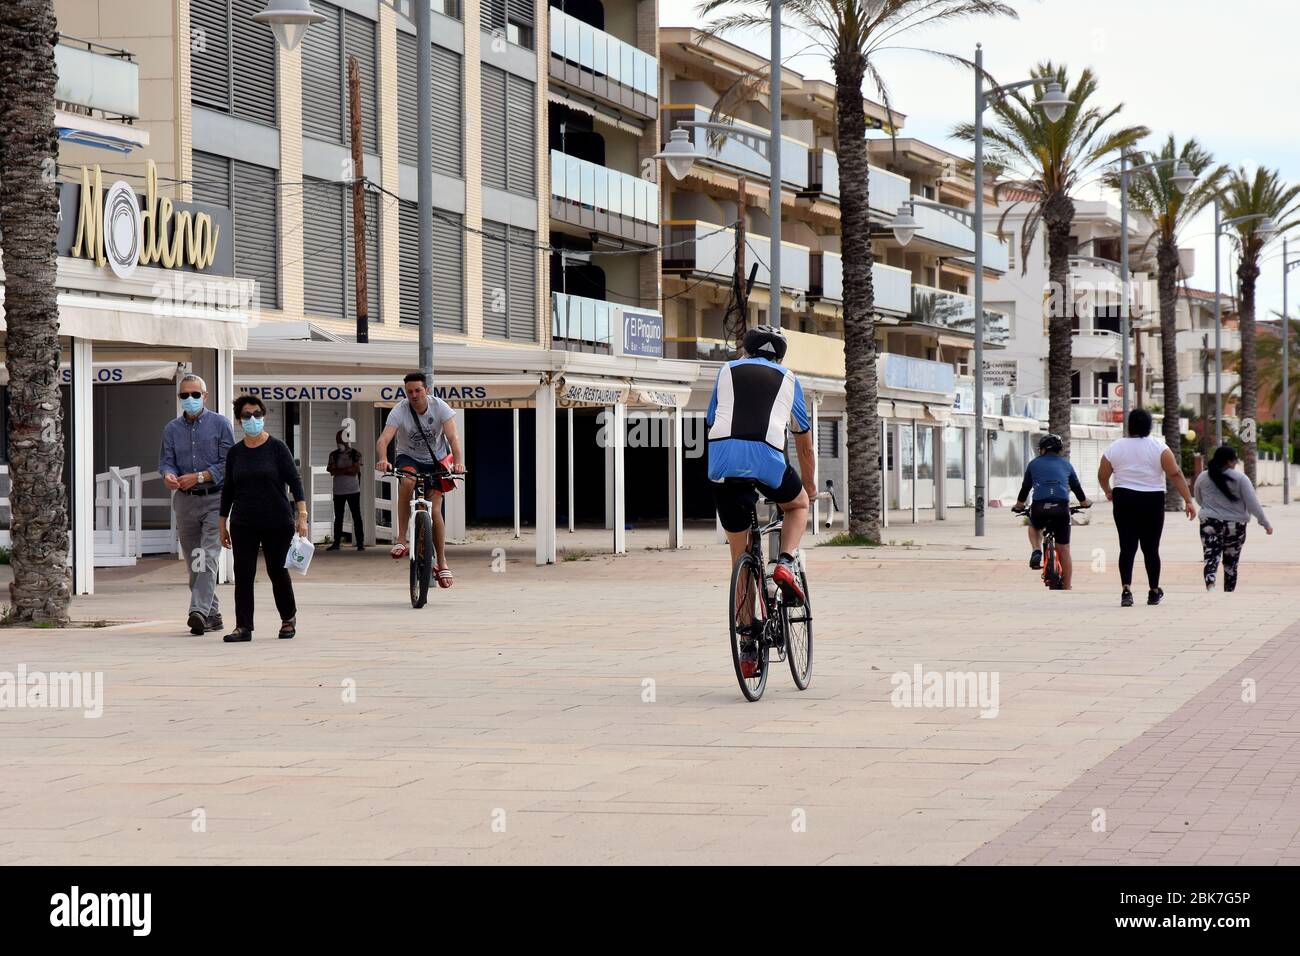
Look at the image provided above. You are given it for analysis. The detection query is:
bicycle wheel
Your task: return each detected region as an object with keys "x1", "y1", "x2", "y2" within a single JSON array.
[
  {"x1": 783, "y1": 567, "x2": 813, "y2": 690},
  {"x1": 409, "y1": 510, "x2": 433, "y2": 608},
  {"x1": 1042, "y1": 536, "x2": 1060, "y2": 590},
  {"x1": 729, "y1": 553, "x2": 769, "y2": 702}
]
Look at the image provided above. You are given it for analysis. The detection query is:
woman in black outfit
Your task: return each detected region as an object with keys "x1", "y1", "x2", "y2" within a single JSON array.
[{"x1": 218, "y1": 394, "x2": 308, "y2": 642}]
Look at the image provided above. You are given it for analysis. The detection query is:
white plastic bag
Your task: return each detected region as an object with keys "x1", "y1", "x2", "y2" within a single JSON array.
[{"x1": 284, "y1": 534, "x2": 315, "y2": 575}]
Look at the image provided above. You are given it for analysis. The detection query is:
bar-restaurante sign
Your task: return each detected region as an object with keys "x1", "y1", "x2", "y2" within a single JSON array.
[{"x1": 57, "y1": 159, "x2": 234, "y2": 277}]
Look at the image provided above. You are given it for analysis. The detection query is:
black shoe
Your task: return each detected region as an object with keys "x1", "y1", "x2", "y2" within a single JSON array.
[
  {"x1": 223, "y1": 627, "x2": 252, "y2": 643},
  {"x1": 356, "y1": 545, "x2": 366, "y2": 552},
  {"x1": 187, "y1": 611, "x2": 206, "y2": 636},
  {"x1": 1121, "y1": 590, "x2": 1134, "y2": 608},
  {"x1": 278, "y1": 617, "x2": 296, "y2": 640},
  {"x1": 204, "y1": 613, "x2": 224, "y2": 632},
  {"x1": 326, "y1": 544, "x2": 341, "y2": 551},
  {"x1": 1148, "y1": 588, "x2": 1164, "y2": 606},
  {"x1": 1029, "y1": 549, "x2": 1043, "y2": 570}
]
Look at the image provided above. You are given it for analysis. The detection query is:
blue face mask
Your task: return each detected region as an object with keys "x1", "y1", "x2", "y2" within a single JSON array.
[
  {"x1": 241, "y1": 416, "x2": 265, "y2": 437},
  {"x1": 181, "y1": 397, "x2": 204, "y2": 415}
]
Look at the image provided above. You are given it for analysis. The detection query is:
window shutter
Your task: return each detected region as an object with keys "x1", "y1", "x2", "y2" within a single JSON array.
[
  {"x1": 343, "y1": 11, "x2": 378, "y2": 152},
  {"x1": 507, "y1": 226, "x2": 536, "y2": 341},
  {"x1": 231, "y1": 160, "x2": 280, "y2": 309},
  {"x1": 301, "y1": 2, "x2": 343, "y2": 143},
  {"x1": 434, "y1": 212, "x2": 465, "y2": 332},
  {"x1": 506, "y1": 0, "x2": 534, "y2": 29},
  {"x1": 481, "y1": 0, "x2": 506, "y2": 35},
  {"x1": 399, "y1": 201, "x2": 419, "y2": 326},
  {"x1": 505, "y1": 75, "x2": 535, "y2": 196},
  {"x1": 230, "y1": 0, "x2": 276, "y2": 124},
  {"x1": 189, "y1": 0, "x2": 230, "y2": 111},
  {"x1": 432, "y1": 46, "x2": 463, "y2": 177},
  {"x1": 303, "y1": 178, "x2": 346, "y2": 316},
  {"x1": 481, "y1": 220, "x2": 508, "y2": 339},
  {"x1": 480, "y1": 65, "x2": 507, "y2": 191},
  {"x1": 818, "y1": 419, "x2": 839, "y2": 458},
  {"x1": 190, "y1": 150, "x2": 231, "y2": 208}
]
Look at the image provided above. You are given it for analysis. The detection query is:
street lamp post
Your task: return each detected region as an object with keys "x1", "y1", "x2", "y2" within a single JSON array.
[
  {"x1": 655, "y1": 1, "x2": 784, "y2": 329},
  {"x1": 1283, "y1": 236, "x2": 1300, "y2": 503},
  {"x1": 1114, "y1": 154, "x2": 1196, "y2": 423},
  {"x1": 1211, "y1": 199, "x2": 1276, "y2": 446},
  {"x1": 256, "y1": 0, "x2": 434, "y2": 381},
  {"x1": 890, "y1": 46, "x2": 1068, "y2": 537}
]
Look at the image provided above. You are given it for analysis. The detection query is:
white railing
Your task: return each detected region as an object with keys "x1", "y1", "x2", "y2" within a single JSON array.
[
  {"x1": 375, "y1": 474, "x2": 398, "y2": 544},
  {"x1": 550, "y1": 9, "x2": 658, "y2": 98},
  {"x1": 550, "y1": 150, "x2": 658, "y2": 225},
  {"x1": 94, "y1": 465, "x2": 141, "y2": 566}
]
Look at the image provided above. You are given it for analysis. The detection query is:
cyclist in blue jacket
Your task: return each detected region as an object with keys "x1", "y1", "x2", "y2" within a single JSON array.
[{"x1": 1014, "y1": 434, "x2": 1091, "y2": 589}]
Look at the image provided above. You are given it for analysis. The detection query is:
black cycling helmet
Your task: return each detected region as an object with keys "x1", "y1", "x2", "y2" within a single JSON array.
[
  {"x1": 742, "y1": 325, "x2": 788, "y2": 363},
  {"x1": 1038, "y1": 433, "x2": 1064, "y2": 454}
]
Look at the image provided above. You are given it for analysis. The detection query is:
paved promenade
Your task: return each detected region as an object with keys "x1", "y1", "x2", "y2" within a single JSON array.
[{"x1": 2, "y1": 490, "x2": 1298, "y2": 864}]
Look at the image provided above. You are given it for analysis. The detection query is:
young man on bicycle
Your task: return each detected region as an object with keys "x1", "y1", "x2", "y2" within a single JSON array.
[
  {"x1": 1015, "y1": 434, "x2": 1091, "y2": 589},
  {"x1": 375, "y1": 372, "x2": 465, "y2": 587},
  {"x1": 708, "y1": 326, "x2": 817, "y2": 612}
]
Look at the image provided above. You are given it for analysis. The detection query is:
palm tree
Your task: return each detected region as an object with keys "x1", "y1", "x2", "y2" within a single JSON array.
[
  {"x1": 1106, "y1": 136, "x2": 1225, "y2": 509},
  {"x1": 0, "y1": 1, "x2": 71, "y2": 623},
  {"x1": 954, "y1": 64, "x2": 1147, "y2": 451},
  {"x1": 1220, "y1": 167, "x2": 1300, "y2": 483},
  {"x1": 698, "y1": 0, "x2": 1017, "y2": 542}
]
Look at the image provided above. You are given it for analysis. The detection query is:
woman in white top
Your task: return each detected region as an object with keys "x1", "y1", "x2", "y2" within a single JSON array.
[{"x1": 1097, "y1": 408, "x2": 1196, "y2": 607}]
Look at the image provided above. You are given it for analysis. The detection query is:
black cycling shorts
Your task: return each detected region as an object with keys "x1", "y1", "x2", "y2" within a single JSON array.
[
  {"x1": 712, "y1": 466, "x2": 804, "y2": 534},
  {"x1": 1030, "y1": 499, "x2": 1072, "y2": 544}
]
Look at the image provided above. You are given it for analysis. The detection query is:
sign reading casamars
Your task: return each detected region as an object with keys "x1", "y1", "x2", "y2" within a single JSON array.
[{"x1": 58, "y1": 160, "x2": 234, "y2": 276}]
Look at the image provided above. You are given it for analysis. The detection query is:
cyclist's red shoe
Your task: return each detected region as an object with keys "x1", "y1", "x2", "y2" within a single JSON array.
[
  {"x1": 772, "y1": 557, "x2": 805, "y2": 605},
  {"x1": 739, "y1": 650, "x2": 761, "y2": 679}
]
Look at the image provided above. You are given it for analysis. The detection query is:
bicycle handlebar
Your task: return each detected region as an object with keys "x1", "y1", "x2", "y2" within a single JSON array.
[
  {"x1": 379, "y1": 466, "x2": 468, "y2": 480},
  {"x1": 1012, "y1": 503, "x2": 1090, "y2": 515}
]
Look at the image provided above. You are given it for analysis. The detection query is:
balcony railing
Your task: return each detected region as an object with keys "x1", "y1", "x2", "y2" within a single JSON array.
[
  {"x1": 550, "y1": 9, "x2": 657, "y2": 98},
  {"x1": 662, "y1": 220, "x2": 810, "y2": 293},
  {"x1": 807, "y1": 149, "x2": 838, "y2": 200},
  {"x1": 665, "y1": 336, "x2": 736, "y2": 363},
  {"x1": 551, "y1": 151, "x2": 657, "y2": 224},
  {"x1": 909, "y1": 200, "x2": 1010, "y2": 272},
  {"x1": 552, "y1": 292, "x2": 614, "y2": 352},
  {"x1": 907, "y1": 284, "x2": 1010, "y2": 346},
  {"x1": 662, "y1": 106, "x2": 809, "y2": 191},
  {"x1": 869, "y1": 166, "x2": 911, "y2": 218},
  {"x1": 879, "y1": 352, "x2": 956, "y2": 395},
  {"x1": 55, "y1": 36, "x2": 139, "y2": 119},
  {"x1": 808, "y1": 254, "x2": 911, "y2": 316}
]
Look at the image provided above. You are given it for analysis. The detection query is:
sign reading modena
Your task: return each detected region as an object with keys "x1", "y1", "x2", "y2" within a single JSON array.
[{"x1": 58, "y1": 160, "x2": 234, "y2": 277}]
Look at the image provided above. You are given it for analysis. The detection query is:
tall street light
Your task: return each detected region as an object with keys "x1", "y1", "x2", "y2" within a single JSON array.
[
  {"x1": 1114, "y1": 154, "x2": 1196, "y2": 422},
  {"x1": 890, "y1": 45, "x2": 1068, "y2": 537},
  {"x1": 1283, "y1": 236, "x2": 1300, "y2": 503},
  {"x1": 1211, "y1": 199, "x2": 1277, "y2": 445},
  {"x1": 655, "y1": 1, "x2": 784, "y2": 329},
  {"x1": 257, "y1": 0, "x2": 435, "y2": 381}
]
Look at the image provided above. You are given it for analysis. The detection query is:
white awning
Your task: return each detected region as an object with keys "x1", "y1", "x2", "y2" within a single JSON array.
[
  {"x1": 926, "y1": 404, "x2": 953, "y2": 423},
  {"x1": 546, "y1": 89, "x2": 645, "y2": 137},
  {"x1": 557, "y1": 375, "x2": 631, "y2": 407},
  {"x1": 235, "y1": 375, "x2": 543, "y2": 408},
  {"x1": 53, "y1": 292, "x2": 249, "y2": 350},
  {"x1": 1000, "y1": 416, "x2": 1037, "y2": 433},
  {"x1": 892, "y1": 402, "x2": 926, "y2": 420},
  {"x1": 630, "y1": 382, "x2": 692, "y2": 408},
  {"x1": 0, "y1": 359, "x2": 179, "y2": 386}
]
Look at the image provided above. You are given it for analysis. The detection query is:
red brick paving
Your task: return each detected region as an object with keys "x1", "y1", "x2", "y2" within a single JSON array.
[{"x1": 963, "y1": 617, "x2": 1300, "y2": 865}]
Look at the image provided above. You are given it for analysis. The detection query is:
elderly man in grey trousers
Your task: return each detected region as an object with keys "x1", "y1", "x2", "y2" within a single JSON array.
[{"x1": 159, "y1": 374, "x2": 234, "y2": 635}]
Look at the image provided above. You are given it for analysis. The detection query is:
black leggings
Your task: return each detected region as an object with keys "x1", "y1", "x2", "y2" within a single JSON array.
[
  {"x1": 230, "y1": 523, "x2": 297, "y2": 631},
  {"x1": 1112, "y1": 488, "x2": 1166, "y2": 589}
]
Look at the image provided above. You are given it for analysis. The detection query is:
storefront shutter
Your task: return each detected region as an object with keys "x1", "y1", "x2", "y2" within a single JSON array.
[
  {"x1": 345, "y1": 191, "x2": 381, "y2": 322},
  {"x1": 480, "y1": 65, "x2": 508, "y2": 191},
  {"x1": 481, "y1": 220, "x2": 509, "y2": 339},
  {"x1": 190, "y1": 0, "x2": 230, "y2": 111},
  {"x1": 505, "y1": 75, "x2": 535, "y2": 196},
  {"x1": 343, "y1": 10, "x2": 378, "y2": 152},
  {"x1": 507, "y1": 226, "x2": 536, "y2": 341},
  {"x1": 301, "y1": 1, "x2": 343, "y2": 143},
  {"x1": 232, "y1": 160, "x2": 280, "y2": 309},
  {"x1": 303, "y1": 178, "x2": 346, "y2": 317},
  {"x1": 230, "y1": 0, "x2": 276, "y2": 124}
]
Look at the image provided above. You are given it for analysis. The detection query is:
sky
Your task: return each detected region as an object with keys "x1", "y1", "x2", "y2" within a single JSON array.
[{"x1": 659, "y1": 0, "x2": 1300, "y2": 321}]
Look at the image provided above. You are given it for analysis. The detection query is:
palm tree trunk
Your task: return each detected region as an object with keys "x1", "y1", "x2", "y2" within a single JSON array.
[
  {"x1": 834, "y1": 50, "x2": 880, "y2": 541},
  {"x1": 0, "y1": 0, "x2": 71, "y2": 623},
  {"x1": 1238, "y1": 255, "x2": 1261, "y2": 484},
  {"x1": 1043, "y1": 191, "x2": 1075, "y2": 451},
  {"x1": 1157, "y1": 240, "x2": 1183, "y2": 509}
]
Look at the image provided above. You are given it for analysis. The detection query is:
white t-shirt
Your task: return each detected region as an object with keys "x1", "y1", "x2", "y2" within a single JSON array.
[
  {"x1": 1104, "y1": 436, "x2": 1167, "y2": 493},
  {"x1": 386, "y1": 397, "x2": 454, "y2": 463}
]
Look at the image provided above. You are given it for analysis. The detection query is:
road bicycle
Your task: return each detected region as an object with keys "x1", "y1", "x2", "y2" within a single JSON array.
[
  {"x1": 728, "y1": 496, "x2": 817, "y2": 702},
  {"x1": 384, "y1": 465, "x2": 467, "y2": 608},
  {"x1": 1012, "y1": 503, "x2": 1087, "y2": 591}
]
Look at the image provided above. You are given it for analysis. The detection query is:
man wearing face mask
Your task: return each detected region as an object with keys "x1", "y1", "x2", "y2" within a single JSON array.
[
  {"x1": 326, "y1": 428, "x2": 365, "y2": 551},
  {"x1": 159, "y1": 373, "x2": 235, "y2": 635}
]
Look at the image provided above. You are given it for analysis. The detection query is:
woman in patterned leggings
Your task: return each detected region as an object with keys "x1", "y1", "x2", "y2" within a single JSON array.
[{"x1": 1193, "y1": 446, "x2": 1274, "y2": 591}]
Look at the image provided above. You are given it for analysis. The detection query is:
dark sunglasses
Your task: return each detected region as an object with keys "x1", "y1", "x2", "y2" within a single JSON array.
[
  {"x1": 178, "y1": 391, "x2": 203, "y2": 400},
  {"x1": 239, "y1": 411, "x2": 266, "y2": 421}
]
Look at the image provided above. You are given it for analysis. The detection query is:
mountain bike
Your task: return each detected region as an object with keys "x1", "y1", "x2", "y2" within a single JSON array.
[
  {"x1": 1013, "y1": 503, "x2": 1087, "y2": 591},
  {"x1": 728, "y1": 498, "x2": 814, "y2": 702},
  {"x1": 384, "y1": 465, "x2": 467, "y2": 608}
]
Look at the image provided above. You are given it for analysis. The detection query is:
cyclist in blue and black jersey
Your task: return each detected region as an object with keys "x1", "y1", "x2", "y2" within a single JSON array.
[
  {"x1": 1014, "y1": 434, "x2": 1091, "y2": 589},
  {"x1": 707, "y1": 326, "x2": 816, "y2": 610}
]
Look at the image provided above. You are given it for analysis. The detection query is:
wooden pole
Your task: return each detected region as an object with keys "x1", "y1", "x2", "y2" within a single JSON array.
[
  {"x1": 348, "y1": 55, "x2": 369, "y2": 344},
  {"x1": 734, "y1": 175, "x2": 747, "y2": 351}
]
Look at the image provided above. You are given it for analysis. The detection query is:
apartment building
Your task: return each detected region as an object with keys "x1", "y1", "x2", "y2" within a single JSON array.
[
  {"x1": 1147, "y1": 287, "x2": 1240, "y2": 438},
  {"x1": 657, "y1": 28, "x2": 1031, "y2": 516}
]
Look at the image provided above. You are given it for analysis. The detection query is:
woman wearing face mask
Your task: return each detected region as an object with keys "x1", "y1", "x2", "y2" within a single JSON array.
[
  {"x1": 1194, "y1": 445, "x2": 1274, "y2": 592},
  {"x1": 218, "y1": 395, "x2": 308, "y2": 642}
]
